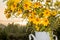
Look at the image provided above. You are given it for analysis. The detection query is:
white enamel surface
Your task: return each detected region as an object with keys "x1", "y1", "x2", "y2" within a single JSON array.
[
  {"x1": 35, "y1": 32, "x2": 50, "y2": 40},
  {"x1": 29, "y1": 32, "x2": 58, "y2": 40},
  {"x1": 29, "y1": 32, "x2": 50, "y2": 40}
]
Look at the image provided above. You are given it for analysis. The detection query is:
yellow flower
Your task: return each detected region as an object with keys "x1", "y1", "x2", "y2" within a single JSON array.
[
  {"x1": 28, "y1": 16, "x2": 35, "y2": 22},
  {"x1": 43, "y1": 9, "x2": 51, "y2": 18},
  {"x1": 29, "y1": 10, "x2": 36, "y2": 16},
  {"x1": 33, "y1": 2, "x2": 42, "y2": 8},
  {"x1": 51, "y1": 10, "x2": 57, "y2": 16},
  {"x1": 42, "y1": 18, "x2": 49, "y2": 26},
  {"x1": 11, "y1": 3, "x2": 17, "y2": 12},
  {"x1": 5, "y1": 13, "x2": 11, "y2": 19},
  {"x1": 16, "y1": 9, "x2": 22, "y2": 16},
  {"x1": 46, "y1": 0, "x2": 52, "y2": 2},
  {"x1": 33, "y1": 18, "x2": 41, "y2": 25},
  {"x1": 4, "y1": 9, "x2": 7, "y2": 14},
  {"x1": 14, "y1": 0, "x2": 20, "y2": 3},
  {"x1": 23, "y1": 1, "x2": 32, "y2": 10},
  {"x1": 35, "y1": 26, "x2": 40, "y2": 31}
]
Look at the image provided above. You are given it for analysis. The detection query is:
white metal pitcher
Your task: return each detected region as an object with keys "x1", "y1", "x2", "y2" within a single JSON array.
[{"x1": 29, "y1": 32, "x2": 57, "y2": 40}]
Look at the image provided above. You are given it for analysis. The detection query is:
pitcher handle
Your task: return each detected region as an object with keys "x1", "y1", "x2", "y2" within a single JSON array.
[
  {"x1": 53, "y1": 35, "x2": 58, "y2": 40},
  {"x1": 29, "y1": 34, "x2": 36, "y2": 40}
]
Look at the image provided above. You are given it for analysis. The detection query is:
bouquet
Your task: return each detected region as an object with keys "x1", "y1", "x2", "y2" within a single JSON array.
[{"x1": 4, "y1": 0, "x2": 60, "y2": 31}]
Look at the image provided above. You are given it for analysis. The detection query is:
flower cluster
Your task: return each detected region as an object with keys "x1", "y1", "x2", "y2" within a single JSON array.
[{"x1": 4, "y1": 0, "x2": 60, "y2": 31}]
